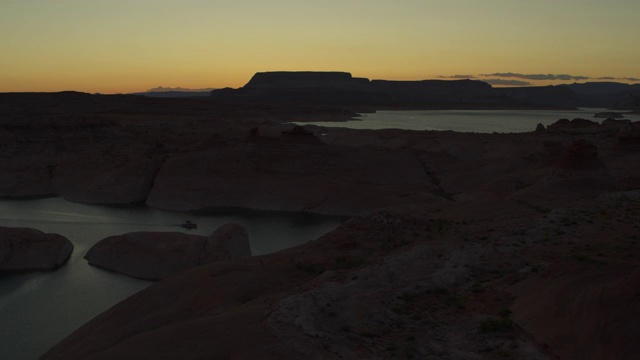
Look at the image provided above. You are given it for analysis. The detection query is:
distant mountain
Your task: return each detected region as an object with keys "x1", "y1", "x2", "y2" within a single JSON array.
[
  {"x1": 211, "y1": 72, "x2": 640, "y2": 110},
  {"x1": 211, "y1": 71, "x2": 523, "y2": 108},
  {"x1": 495, "y1": 85, "x2": 579, "y2": 108},
  {"x1": 555, "y1": 82, "x2": 640, "y2": 109},
  {"x1": 560, "y1": 82, "x2": 640, "y2": 96},
  {"x1": 133, "y1": 86, "x2": 217, "y2": 98}
]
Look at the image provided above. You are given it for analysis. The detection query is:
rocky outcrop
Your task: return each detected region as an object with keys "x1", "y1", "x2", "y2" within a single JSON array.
[
  {"x1": 85, "y1": 224, "x2": 250, "y2": 280},
  {"x1": 546, "y1": 117, "x2": 635, "y2": 135},
  {"x1": 0, "y1": 156, "x2": 56, "y2": 197},
  {"x1": 601, "y1": 118, "x2": 632, "y2": 131},
  {"x1": 513, "y1": 139, "x2": 619, "y2": 204},
  {"x1": 0, "y1": 226, "x2": 73, "y2": 273},
  {"x1": 206, "y1": 223, "x2": 251, "y2": 260},
  {"x1": 594, "y1": 111, "x2": 624, "y2": 118},
  {"x1": 146, "y1": 138, "x2": 438, "y2": 215},
  {"x1": 53, "y1": 155, "x2": 162, "y2": 204},
  {"x1": 511, "y1": 266, "x2": 640, "y2": 360},
  {"x1": 547, "y1": 118, "x2": 601, "y2": 133},
  {"x1": 555, "y1": 139, "x2": 603, "y2": 170}
]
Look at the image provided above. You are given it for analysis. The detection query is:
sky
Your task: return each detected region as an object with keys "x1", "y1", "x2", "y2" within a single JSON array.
[{"x1": 1, "y1": 0, "x2": 639, "y2": 93}]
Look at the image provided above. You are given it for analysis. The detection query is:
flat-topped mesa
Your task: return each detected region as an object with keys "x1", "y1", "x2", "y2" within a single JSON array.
[
  {"x1": 213, "y1": 71, "x2": 384, "y2": 105},
  {"x1": 244, "y1": 71, "x2": 370, "y2": 90},
  {"x1": 212, "y1": 71, "x2": 504, "y2": 107}
]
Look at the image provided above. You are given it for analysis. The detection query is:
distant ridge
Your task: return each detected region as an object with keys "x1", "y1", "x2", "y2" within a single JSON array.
[
  {"x1": 144, "y1": 86, "x2": 217, "y2": 93},
  {"x1": 212, "y1": 71, "x2": 512, "y2": 108},
  {"x1": 210, "y1": 71, "x2": 640, "y2": 110},
  {"x1": 133, "y1": 86, "x2": 217, "y2": 98}
]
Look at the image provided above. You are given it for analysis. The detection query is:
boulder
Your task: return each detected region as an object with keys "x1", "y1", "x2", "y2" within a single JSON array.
[
  {"x1": 85, "y1": 224, "x2": 251, "y2": 280},
  {"x1": 206, "y1": 223, "x2": 251, "y2": 260},
  {"x1": 0, "y1": 226, "x2": 73, "y2": 273}
]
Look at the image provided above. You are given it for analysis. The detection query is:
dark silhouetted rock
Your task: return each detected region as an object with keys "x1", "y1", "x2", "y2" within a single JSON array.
[
  {"x1": 244, "y1": 71, "x2": 368, "y2": 89},
  {"x1": 496, "y1": 85, "x2": 578, "y2": 108},
  {"x1": 547, "y1": 118, "x2": 601, "y2": 133},
  {"x1": 568, "y1": 118, "x2": 600, "y2": 128},
  {"x1": 556, "y1": 139, "x2": 602, "y2": 170},
  {"x1": 594, "y1": 111, "x2": 624, "y2": 118},
  {"x1": 0, "y1": 227, "x2": 73, "y2": 273},
  {"x1": 85, "y1": 224, "x2": 251, "y2": 280},
  {"x1": 616, "y1": 127, "x2": 640, "y2": 151},
  {"x1": 211, "y1": 71, "x2": 548, "y2": 108},
  {"x1": 601, "y1": 118, "x2": 632, "y2": 131},
  {"x1": 511, "y1": 266, "x2": 640, "y2": 360},
  {"x1": 534, "y1": 123, "x2": 546, "y2": 133},
  {"x1": 537, "y1": 141, "x2": 565, "y2": 162},
  {"x1": 53, "y1": 156, "x2": 162, "y2": 204},
  {"x1": 0, "y1": 158, "x2": 56, "y2": 197},
  {"x1": 146, "y1": 144, "x2": 438, "y2": 215},
  {"x1": 206, "y1": 223, "x2": 251, "y2": 260}
]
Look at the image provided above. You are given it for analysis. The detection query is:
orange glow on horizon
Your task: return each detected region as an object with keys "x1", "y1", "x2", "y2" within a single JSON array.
[{"x1": 1, "y1": 1, "x2": 639, "y2": 93}]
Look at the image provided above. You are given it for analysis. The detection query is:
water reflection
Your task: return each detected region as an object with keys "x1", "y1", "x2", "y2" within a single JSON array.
[{"x1": 0, "y1": 197, "x2": 344, "y2": 360}]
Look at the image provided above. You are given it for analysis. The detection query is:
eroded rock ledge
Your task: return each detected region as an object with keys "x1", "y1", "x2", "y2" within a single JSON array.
[
  {"x1": 85, "y1": 223, "x2": 250, "y2": 280},
  {"x1": 0, "y1": 226, "x2": 73, "y2": 273}
]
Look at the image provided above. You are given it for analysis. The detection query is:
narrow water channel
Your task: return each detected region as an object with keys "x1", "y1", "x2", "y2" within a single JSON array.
[{"x1": 0, "y1": 197, "x2": 344, "y2": 360}]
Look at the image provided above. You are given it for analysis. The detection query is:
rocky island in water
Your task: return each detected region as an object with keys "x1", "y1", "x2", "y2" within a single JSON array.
[{"x1": 2, "y1": 71, "x2": 640, "y2": 359}]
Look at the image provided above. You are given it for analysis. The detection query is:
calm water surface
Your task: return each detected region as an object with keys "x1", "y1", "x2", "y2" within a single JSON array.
[
  {"x1": 298, "y1": 108, "x2": 640, "y2": 133},
  {"x1": 0, "y1": 197, "x2": 344, "y2": 360}
]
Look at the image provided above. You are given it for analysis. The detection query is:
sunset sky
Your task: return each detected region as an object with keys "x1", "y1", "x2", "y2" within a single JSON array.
[{"x1": 2, "y1": 0, "x2": 639, "y2": 93}]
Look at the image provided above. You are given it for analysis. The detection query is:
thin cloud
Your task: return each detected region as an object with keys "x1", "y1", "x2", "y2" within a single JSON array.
[
  {"x1": 434, "y1": 73, "x2": 638, "y2": 85},
  {"x1": 595, "y1": 76, "x2": 639, "y2": 82},
  {"x1": 483, "y1": 79, "x2": 532, "y2": 86},
  {"x1": 439, "y1": 74, "x2": 476, "y2": 79},
  {"x1": 482, "y1": 72, "x2": 590, "y2": 81}
]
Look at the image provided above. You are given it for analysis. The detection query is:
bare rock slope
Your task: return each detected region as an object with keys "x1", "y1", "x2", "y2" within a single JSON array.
[{"x1": 85, "y1": 224, "x2": 250, "y2": 280}]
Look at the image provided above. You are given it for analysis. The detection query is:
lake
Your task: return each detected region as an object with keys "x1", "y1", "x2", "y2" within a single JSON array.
[
  {"x1": 0, "y1": 197, "x2": 344, "y2": 360},
  {"x1": 297, "y1": 108, "x2": 640, "y2": 133}
]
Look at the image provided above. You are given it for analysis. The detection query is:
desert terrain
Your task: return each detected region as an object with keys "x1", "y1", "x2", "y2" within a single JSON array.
[{"x1": 1, "y1": 83, "x2": 639, "y2": 359}]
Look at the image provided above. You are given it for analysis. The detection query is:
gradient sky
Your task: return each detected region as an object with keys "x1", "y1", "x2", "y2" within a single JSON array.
[{"x1": 2, "y1": 0, "x2": 639, "y2": 93}]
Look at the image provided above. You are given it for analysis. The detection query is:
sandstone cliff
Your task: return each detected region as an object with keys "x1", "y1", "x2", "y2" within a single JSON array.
[{"x1": 85, "y1": 224, "x2": 250, "y2": 280}]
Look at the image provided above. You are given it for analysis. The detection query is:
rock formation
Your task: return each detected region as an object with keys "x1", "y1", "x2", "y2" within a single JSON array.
[
  {"x1": 146, "y1": 133, "x2": 439, "y2": 215},
  {"x1": 511, "y1": 266, "x2": 640, "y2": 360},
  {"x1": 555, "y1": 139, "x2": 603, "y2": 170},
  {"x1": 2, "y1": 91, "x2": 640, "y2": 359},
  {"x1": 85, "y1": 224, "x2": 250, "y2": 280},
  {"x1": 206, "y1": 223, "x2": 251, "y2": 260},
  {"x1": 0, "y1": 226, "x2": 73, "y2": 273},
  {"x1": 53, "y1": 155, "x2": 162, "y2": 204}
]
